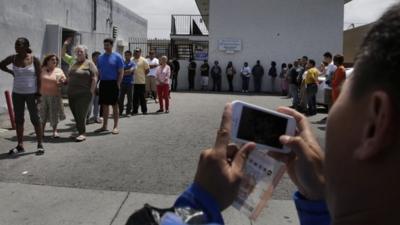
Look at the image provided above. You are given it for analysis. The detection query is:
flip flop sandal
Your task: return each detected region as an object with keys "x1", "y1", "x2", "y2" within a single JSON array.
[
  {"x1": 36, "y1": 146, "x2": 45, "y2": 155},
  {"x1": 8, "y1": 146, "x2": 25, "y2": 155},
  {"x1": 112, "y1": 128, "x2": 119, "y2": 135}
]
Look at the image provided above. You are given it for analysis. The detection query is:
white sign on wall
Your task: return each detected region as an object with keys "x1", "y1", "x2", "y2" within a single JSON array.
[{"x1": 218, "y1": 39, "x2": 242, "y2": 54}]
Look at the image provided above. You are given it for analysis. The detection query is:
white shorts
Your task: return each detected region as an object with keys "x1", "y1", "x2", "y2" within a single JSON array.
[{"x1": 201, "y1": 76, "x2": 209, "y2": 86}]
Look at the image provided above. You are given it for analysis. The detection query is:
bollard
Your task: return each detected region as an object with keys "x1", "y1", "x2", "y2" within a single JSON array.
[{"x1": 4, "y1": 90, "x2": 15, "y2": 130}]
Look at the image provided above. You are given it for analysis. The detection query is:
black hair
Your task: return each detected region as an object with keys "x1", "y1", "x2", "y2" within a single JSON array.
[
  {"x1": 281, "y1": 63, "x2": 287, "y2": 68},
  {"x1": 302, "y1": 56, "x2": 308, "y2": 61},
  {"x1": 124, "y1": 50, "x2": 132, "y2": 55},
  {"x1": 351, "y1": 3, "x2": 400, "y2": 111},
  {"x1": 323, "y1": 52, "x2": 333, "y2": 59},
  {"x1": 333, "y1": 54, "x2": 344, "y2": 66},
  {"x1": 288, "y1": 63, "x2": 293, "y2": 69},
  {"x1": 91, "y1": 51, "x2": 101, "y2": 58},
  {"x1": 308, "y1": 59, "x2": 316, "y2": 67},
  {"x1": 15, "y1": 37, "x2": 32, "y2": 53},
  {"x1": 271, "y1": 61, "x2": 276, "y2": 67},
  {"x1": 103, "y1": 38, "x2": 114, "y2": 45}
]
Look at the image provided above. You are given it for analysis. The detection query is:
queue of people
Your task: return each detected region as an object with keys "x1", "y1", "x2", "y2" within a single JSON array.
[
  {"x1": 0, "y1": 37, "x2": 174, "y2": 154},
  {"x1": 190, "y1": 53, "x2": 347, "y2": 116}
]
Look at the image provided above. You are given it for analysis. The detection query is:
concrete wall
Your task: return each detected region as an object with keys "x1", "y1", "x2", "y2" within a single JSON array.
[
  {"x1": 0, "y1": 0, "x2": 147, "y2": 114},
  {"x1": 202, "y1": 0, "x2": 344, "y2": 92}
]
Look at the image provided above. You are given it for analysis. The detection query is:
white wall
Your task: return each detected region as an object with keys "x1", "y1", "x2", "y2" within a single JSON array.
[
  {"x1": 0, "y1": 0, "x2": 147, "y2": 113},
  {"x1": 206, "y1": 0, "x2": 344, "y2": 92}
]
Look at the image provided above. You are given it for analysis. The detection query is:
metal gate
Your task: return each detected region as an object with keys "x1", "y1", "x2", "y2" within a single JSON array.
[{"x1": 128, "y1": 38, "x2": 208, "y2": 61}]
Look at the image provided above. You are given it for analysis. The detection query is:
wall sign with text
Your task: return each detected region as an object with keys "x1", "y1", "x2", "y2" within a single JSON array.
[{"x1": 218, "y1": 39, "x2": 242, "y2": 54}]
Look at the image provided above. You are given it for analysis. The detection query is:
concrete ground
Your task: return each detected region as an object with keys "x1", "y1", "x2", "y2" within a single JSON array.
[{"x1": 0, "y1": 92, "x2": 328, "y2": 225}]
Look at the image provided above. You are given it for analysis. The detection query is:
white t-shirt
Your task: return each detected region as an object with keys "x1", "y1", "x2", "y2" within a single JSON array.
[
  {"x1": 326, "y1": 63, "x2": 337, "y2": 77},
  {"x1": 241, "y1": 66, "x2": 252, "y2": 77},
  {"x1": 147, "y1": 57, "x2": 159, "y2": 77}
]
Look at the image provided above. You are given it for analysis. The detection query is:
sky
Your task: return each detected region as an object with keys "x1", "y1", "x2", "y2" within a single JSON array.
[{"x1": 115, "y1": 0, "x2": 399, "y2": 39}]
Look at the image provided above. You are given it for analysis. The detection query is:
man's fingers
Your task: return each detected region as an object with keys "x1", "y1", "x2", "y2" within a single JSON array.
[
  {"x1": 214, "y1": 103, "x2": 232, "y2": 151},
  {"x1": 279, "y1": 135, "x2": 308, "y2": 158},
  {"x1": 277, "y1": 107, "x2": 310, "y2": 132},
  {"x1": 232, "y1": 142, "x2": 256, "y2": 172}
]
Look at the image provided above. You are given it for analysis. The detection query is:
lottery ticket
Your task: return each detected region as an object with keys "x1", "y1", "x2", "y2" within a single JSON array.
[{"x1": 233, "y1": 149, "x2": 286, "y2": 221}]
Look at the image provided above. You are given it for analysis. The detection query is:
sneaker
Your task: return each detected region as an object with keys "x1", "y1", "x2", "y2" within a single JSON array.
[
  {"x1": 165, "y1": 110, "x2": 169, "y2": 114},
  {"x1": 156, "y1": 109, "x2": 163, "y2": 113},
  {"x1": 95, "y1": 117, "x2": 103, "y2": 124},
  {"x1": 75, "y1": 135, "x2": 86, "y2": 142},
  {"x1": 125, "y1": 114, "x2": 131, "y2": 118}
]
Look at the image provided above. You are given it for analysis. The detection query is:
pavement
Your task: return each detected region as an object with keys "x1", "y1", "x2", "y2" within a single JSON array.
[
  {"x1": 0, "y1": 92, "x2": 328, "y2": 225},
  {"x1": 0, "y1": 182, "x2": 299, "y2": 225}
]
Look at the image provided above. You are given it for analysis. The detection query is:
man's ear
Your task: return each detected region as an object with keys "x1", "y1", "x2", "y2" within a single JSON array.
[{"x1": 354, "y1": 91, "x2": 396, "y2": 160}]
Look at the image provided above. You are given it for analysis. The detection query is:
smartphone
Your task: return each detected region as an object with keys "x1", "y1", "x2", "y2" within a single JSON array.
[{"x1": 231, "y1": 100, "x2": 296, "y2": 153}]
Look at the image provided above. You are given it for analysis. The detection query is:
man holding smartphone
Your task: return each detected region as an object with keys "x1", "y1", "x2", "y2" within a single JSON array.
[{"x1": 126, "y1": 3, "x2": 400, "y2": 225}]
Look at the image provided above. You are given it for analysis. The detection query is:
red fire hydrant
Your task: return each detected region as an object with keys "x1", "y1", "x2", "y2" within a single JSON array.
[{"x1": 4, "y1": 90, "x2": 15, "y2": 130}]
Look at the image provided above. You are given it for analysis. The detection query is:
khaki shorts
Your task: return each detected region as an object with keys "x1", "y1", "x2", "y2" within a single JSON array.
[{"x1": 145, "y1": 76, "x2": 157, "y2": 92}]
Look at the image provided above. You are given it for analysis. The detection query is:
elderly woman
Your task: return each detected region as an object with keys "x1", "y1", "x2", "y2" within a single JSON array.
[
  {"x1": 155, "y1": 56, "x2": 171, "y2": 113},
  {"x1": 40, "y1": 54, "x2": 67, "y2": 138},
  {"x1": 67, "y1": 45, "x2": 98, "y2": 142},
  {"x1": 0, "y1": 37, "x2": 45, "y2": 155}
]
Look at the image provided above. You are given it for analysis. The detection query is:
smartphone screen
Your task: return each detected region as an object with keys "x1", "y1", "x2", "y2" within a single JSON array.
[{"x1": 237, "y1": 106, "x2": 288, "y2": 148}]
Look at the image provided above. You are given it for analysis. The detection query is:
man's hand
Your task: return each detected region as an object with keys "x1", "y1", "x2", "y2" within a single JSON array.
[
  {"x1": 63, "y1": 37, "x2": 73, "y2": 46},
  {"x1": 194, "y1": 103, "x2": 256, "y2": 210},
  {"x1": 268, "y1": 107, "x2": 325, "y2": 200}
]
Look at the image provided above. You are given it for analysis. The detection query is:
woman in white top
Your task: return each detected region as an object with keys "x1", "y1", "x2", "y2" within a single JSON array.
[
  {"x1": 155, "y1": 56, "x2": 171, "y2": 113},
  {"x1": 0, "y1": 37, "x2": 44, "y2": 155},
  {"x1": 241, "y1": 62, "x2": 251, "y2": 92}
]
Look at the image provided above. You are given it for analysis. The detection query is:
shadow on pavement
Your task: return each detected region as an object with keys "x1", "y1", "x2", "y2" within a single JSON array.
[
  {"x1": 0, "y1": 151, "x2": 37, "y2": 161},
  {"x1": 174, "y1": 90, "x2": 285, "y2": 96}
]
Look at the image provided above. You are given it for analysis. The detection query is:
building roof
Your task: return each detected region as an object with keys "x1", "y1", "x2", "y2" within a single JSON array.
[{"x1": 195, "y1": 0, "x2": 352, "y2": 18}]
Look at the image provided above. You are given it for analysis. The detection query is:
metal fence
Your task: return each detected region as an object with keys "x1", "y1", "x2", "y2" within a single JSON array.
[
  {"x1": 129, "y1": 38, "x2": 209, "y2": 61},
  {"x1": 171, "y1": 15, "x2": 209, "y2": 36}
]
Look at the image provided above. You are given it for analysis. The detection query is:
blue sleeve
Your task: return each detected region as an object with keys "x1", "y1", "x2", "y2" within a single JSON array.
[
  {"x1": 97, "y1": 56, "x2": 102, "y2": 70},
  {"x1": 174, "y1": 183, "x2": 224, "y2": 224},
  {"x1": 293, "y1": 192, "x2": 331, "y2": 225}
]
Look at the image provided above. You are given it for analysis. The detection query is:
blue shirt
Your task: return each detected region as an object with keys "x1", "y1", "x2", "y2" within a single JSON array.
[
  {"x1": 97, "y1": 52, "x2": 124, "y2": 81},
  {"x1": 166, "y1": 186, "x2": 331, "y2": 225},
  {"x1": 122, "y1": 60, "x2": 135, "y2": 84}
]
